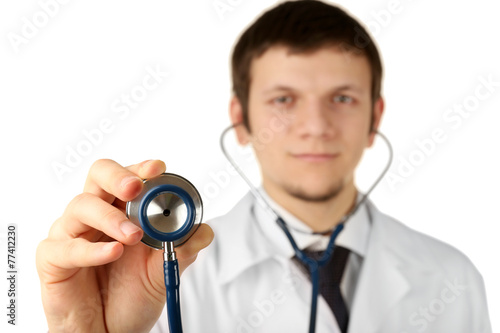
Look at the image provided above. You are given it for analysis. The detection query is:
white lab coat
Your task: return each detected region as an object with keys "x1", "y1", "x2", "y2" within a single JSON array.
[{"x1": 152, "y1": 192, "x2": 492, "y2": 333}]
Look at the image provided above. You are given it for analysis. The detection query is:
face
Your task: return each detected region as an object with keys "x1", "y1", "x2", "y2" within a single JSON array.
[{"x1": 230, "y1": 45, "x2": 383, "y2": 202}]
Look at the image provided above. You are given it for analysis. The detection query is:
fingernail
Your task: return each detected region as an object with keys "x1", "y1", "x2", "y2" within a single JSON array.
[
  {"x1": 120, "y1": 221, "x2": 141, "y2": 237},
  {"x1": 121, "y1": 176, "x2": 141, "y2": 190},
  {"x1": 103, "y1": 242, "x2": 116, "y2": 253},
  {"x1": 144, "y1": 159, "x2": 159, "y2": 168}
]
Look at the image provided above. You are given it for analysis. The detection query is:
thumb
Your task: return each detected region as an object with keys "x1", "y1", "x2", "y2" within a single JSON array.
[{"x1": 175, "y1": 224, "x2": 214, "y2": 275}]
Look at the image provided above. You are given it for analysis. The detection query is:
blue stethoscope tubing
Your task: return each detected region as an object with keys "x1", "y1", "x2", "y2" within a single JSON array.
[
  {"x1": 277, "y1": 217, "x2": 345, "y2": 333},
  {"x1": 220, "y1": 123, "x2": 394, "y2": 333},
  {"x1": 165, "y1": 259, "x2": 182, "y2": 333}
]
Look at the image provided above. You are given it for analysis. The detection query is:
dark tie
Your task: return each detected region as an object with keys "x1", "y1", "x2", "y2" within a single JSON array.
[{"x1": 293, "y1": 246, "x2": 350, "y2": 333}]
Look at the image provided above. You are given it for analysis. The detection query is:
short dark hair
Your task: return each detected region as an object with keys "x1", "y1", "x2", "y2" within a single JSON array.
[{"x1": 231, "y1": 0, "x2": 383, "y2": 131}]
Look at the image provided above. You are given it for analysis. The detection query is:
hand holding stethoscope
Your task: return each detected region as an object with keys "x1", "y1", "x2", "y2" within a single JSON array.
[{"x1": 37, "y1": 159, "x2": 215, "y2": 333}]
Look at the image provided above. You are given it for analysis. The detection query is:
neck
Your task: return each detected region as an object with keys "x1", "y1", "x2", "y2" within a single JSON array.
[{"x1": 263, "y1": 180, "x2": 358, "y2": 233}]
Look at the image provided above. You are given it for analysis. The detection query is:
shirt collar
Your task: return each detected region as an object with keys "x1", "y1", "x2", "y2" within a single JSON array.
[
  {"x1": 215, "y1": 189, "x2": 373, "y2": 285},
  {"x1": 254, "y1": 187, "x2": 372, "y2": 258}
]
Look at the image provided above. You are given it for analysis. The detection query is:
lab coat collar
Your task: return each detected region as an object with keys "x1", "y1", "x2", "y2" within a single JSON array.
[{"x1": 215, "y1": 192, "x2": 268, "y2": 286}]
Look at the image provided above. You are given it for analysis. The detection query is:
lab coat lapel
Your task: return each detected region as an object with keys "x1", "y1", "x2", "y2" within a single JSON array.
[{"x1": 348, "y1": 202, "x2": 412, "y2": 333}]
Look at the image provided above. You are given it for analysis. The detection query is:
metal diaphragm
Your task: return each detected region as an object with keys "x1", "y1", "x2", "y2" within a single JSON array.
[{"x1": 126, "y1": 173, "x2": 203, "y2": 249}]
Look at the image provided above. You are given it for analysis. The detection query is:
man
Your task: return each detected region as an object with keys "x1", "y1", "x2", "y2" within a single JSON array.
[{"x1": 37, "y1": 1, "x2": 491, "y2": 332}]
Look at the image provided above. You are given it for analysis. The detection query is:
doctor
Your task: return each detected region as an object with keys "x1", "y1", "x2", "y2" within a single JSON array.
[{"x1": 36, "y1": 1, "x2": 491, "y2": 332}]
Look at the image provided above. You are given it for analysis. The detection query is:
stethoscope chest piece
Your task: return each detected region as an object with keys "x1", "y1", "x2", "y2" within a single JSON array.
[{"x1": 126, "y1": 173, "x2": 203, "y2": 249}]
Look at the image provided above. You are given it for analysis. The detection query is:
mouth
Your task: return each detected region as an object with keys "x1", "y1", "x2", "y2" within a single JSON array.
[{"x1": 291, "y1": 153, "x2": 339, "y2": 162}]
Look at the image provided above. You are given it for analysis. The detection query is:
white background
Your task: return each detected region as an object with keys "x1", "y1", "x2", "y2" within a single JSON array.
[{"x1": 1, "y1": 0, "x2": 499, "y2": 331}]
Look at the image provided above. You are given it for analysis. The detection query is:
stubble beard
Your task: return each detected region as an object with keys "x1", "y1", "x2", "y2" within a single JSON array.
[{"x1": 282, "y1": 179, "x2": 345, "y2": 203}]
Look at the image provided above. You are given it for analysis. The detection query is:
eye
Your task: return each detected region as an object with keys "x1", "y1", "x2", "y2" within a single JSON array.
[
  {"x1": 332, "y1": 95, "x2": 353, "y2": 104},
  {"x1": 272, "y1": 96, "x2": 293, "y2": 105}
]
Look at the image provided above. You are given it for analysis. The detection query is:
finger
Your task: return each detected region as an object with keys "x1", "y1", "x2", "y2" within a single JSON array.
[
  {"x1": 126, "y1": 159, "x2": 167, "y2": 179},
  {"x1": 176, "y1": 224, "x2": 214, "y2": 274},
  {"x1": 83, "y1": 159, "x2": 166, "y2": 203},
  {"x1": 83, "y1": 159, "x2": 143, "y2": 203},
  {"x1": 37, "y1": 238, "x2": 124, "y2": 276},
  {"x1": 51, "y1": 193, "x2": 143, "y2": 245},
  {"x1": 113, "y1": 159, "x2": 168, "y2": 212}
]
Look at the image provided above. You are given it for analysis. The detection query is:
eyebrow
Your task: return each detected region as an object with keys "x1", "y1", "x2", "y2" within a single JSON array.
[{"x1": 261, "y1": 84, "x2": 363, "y2": 95}]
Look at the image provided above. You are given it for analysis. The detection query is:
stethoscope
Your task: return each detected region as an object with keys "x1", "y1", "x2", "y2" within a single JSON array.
[
  {"x1": 126, "y1": 123, "x2": 393, "y2": 333},
  {"x1": 126, "y1": 173, "x2": 203, "y2": 333}
]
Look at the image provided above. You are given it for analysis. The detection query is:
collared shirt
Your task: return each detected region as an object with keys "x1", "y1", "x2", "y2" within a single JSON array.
[
  {"x1": 254, "y1": 188, "x2": 372, "y2": 312},
  {"x1": 152, "y1": 189, "x2": 373, "y2": 333}
]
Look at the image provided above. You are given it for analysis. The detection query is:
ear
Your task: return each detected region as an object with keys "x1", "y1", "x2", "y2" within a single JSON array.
[
  {"x1": 367, "y1": 97, "x2": 384, "y2": 148},
  {"x1": 229, "y1": 95, "x2": 251, "y2": 145}
]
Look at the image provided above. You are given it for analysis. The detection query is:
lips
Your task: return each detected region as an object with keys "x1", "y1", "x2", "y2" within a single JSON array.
[{"x1": 291, "y1": 153, "x2": 339, "y2": 162}]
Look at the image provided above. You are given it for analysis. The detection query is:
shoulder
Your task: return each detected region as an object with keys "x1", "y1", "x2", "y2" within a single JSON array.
[{"x1": 360, "y1": 201, "x2": 491, "y2": 331}]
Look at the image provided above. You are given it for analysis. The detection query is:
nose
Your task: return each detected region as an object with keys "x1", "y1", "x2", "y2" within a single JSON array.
[{"x1": 295, "y1": 99, "x2": 335, "y2": 139}]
